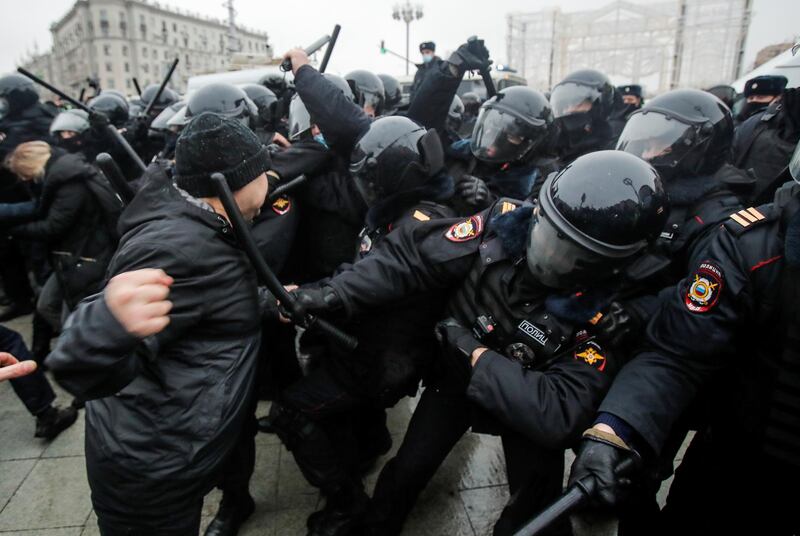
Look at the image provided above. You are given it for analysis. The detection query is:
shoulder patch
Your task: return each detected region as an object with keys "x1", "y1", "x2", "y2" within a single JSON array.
[
  {"x1": 728, "y1": 207, "x2": 765, "y2": 228},
  {"x1": 445, "y1": 215, "x2": 483, "y2": 242},
  {"x1": 271, "y1": 196, "x2": 291, "y2": 215},
  {"x1": 501, "y1": 201, "x2": 517, "y2": 214},
  {"x1": 413, "y1": 210, "x2": 431, "y2": 222},
  {"x1": 684, "y1": 261, "x2": 724, "y2": 313},
  {"x1": 574, "y1": 341, "x2": 606, "y2": 372}
]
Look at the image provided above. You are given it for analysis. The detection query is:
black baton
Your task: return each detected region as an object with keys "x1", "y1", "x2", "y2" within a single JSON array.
[
  {"x1": 268, "y1": 175, "x2": 308, "y2": 202},
  {"x1": 318, "y1": 24, "x2": 341, "y2": 73},
  {"x1": 281, "y1": 34, "x2": 332, "y2": 72},
  {"x1": 95, "y1": 153, "x2": 136, "y2": 205},
  {"x1": 141, "y1": 58, "x2": 179, "y2": 118},
  {"x1": 512, "y1": 478, "x2": 595, "y2": 536}
]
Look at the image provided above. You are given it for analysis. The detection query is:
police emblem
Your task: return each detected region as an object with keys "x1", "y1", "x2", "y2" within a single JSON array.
[
  {"x1": 574, "y1": 341, "x2": 606, "y2": 371},
  {"x1": 359, "y1": 233, "x2": 373, "y2": 254},
  {"x1": 445, "y1": 215, "x2": 483, "y2": 242},
  {"x1": 271, "y1": 196, "x2": 291, "y2": 215},
  {"x1": 684, "y1": 261, "x2": 723, "y2": 313}
]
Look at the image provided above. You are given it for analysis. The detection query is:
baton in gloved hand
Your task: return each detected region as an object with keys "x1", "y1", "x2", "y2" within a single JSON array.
[
  {"x1": 17, "y1": 67, "x2": 147, "y2": 174},
  {"x1": 268, "y1": 174, "x2": 308, "y2": 202},
  {"x1": 95, "y1": 152, "x2": 136, "y2": 205},
  {"x1": 281, "y1": 34, "x2": 332, "y2": 72},
  {"x1": 211, "y1": 173, "x2": 358, "y2": 351},
  {"x1": 318, "y1": 24, "x2": 341, "y2": 73},
  {"x1": 512, "y1": 478, "x2": 595, "y2": 536}
]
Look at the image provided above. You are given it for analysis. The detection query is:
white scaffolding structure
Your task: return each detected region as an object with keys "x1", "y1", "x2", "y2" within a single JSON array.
[{"x1": 506, "y1": 0, "x2": 751, "y2": 94}]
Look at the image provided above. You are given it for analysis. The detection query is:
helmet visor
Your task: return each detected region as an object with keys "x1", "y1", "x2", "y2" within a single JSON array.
[
  {"x1": 0, "y1": 97, "x2": 8, "y2": 120},
  {"x1": 360, "y1": 89, "x2": 384, "y2": 118},
  {"x1": 350, "y1": 130, "x2": 423, "y2": 206},
  {"x1": 526, "y1": 206, "x2": 622, "y2": 289},
  {"x1": 150, "y1": 102, "x2": 185, "y2": 131},
  {"x1": 791, "y1": 140, "x2": 800, "y2": 184},
  {"x1": 166, "y1": 105, "x2": 188, "y2": 128},
  {"x1": 288, "y1": 95, "x2": 311, "y2": 141},
  {"x1": 616, "y1": 112, "x2": 696, "y2": 171},
  {"x1": 50, "y1": 111, "x2": 89, "y2": 135},
  {"x1": 470, "y1": 107, "x2": 543, "y2": 163},
  {"x1": 551, "y1": 83, "x2": 601, "y2": 118}
]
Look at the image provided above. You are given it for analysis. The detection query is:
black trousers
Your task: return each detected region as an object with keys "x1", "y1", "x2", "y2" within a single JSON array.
[
  {"x1": 660, "y1": 428, "x2": 800, "y2": 536},
  {"x1": 2, "y1": 324, "x2": 55, "y2": 415},
  {"x1": 364, "y1": 387, "x2": 567, "y2": 536}
]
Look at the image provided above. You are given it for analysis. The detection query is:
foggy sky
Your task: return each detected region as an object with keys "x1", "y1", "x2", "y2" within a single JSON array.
[{"x1": 1, "y1": 0, "x2": 797, "y2": 85}]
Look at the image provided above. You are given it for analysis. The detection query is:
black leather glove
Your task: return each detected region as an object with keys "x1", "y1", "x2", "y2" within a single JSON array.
[
  {"x1": 435, "y1": 318, "x2": 483, "y2": 386},
  {"x1": 290, "y1": 286, "x2": 342, "y2": 314},
  {"x1": 456, "y1": 174, "x2": 490, "y2": 207},
  {"x1": 88, "y1": 110, "x2": 111, "y2": 130},
  {"x1": 568, "y1": 427, "x2": 642, "y2": 508},
  {"x1": 597, "y1": 301, "x2": 640, "y2": 347},
  {"x1": 448, "y1": 37, "x2": 491, "y2": 73}
]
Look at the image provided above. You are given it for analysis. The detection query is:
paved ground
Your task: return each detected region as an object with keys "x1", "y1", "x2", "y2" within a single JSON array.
[{"x1": 0, "y1": 314, "x2": 681, "y2": 536}]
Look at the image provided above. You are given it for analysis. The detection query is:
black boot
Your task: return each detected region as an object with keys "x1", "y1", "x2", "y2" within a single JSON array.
[
  {"x1": 257, "y1": 414, "x2": 276, "y2": 434},
  {"x1": 35, "y1": 405, "x2": 78, "y2": 440},
  {"x1": 0, "y1": 300, "x2": 33, "y2": 322},
  {"x1": 204, "y1": 493, "x2": 255, "y2": 536},
  {"x1": 308, "y1": 486, "x2": 369, "y2": 536}
]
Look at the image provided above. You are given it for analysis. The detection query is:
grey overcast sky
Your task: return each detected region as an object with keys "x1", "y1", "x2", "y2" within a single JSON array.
[{"x1": 1, "y1": 0, "x2": 797, "y2": 80}]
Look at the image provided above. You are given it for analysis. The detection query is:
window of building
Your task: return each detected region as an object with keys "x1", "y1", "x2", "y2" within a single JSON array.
[
  {"x1": 142, "y1": 64, "x2": 149, "y2": 73},
  {"x1": 126, "y1": 79, "x2": 132, "y2": 89},
  {"x1": 172, "y1": 22, "x2": 177, "y2": 32},
  {"x1": 163, "y1": 49, "x2": 169, "y2": 60},
  {"x1": 124, "y1": 62, "x2": 129, "y2": 73},
  {"x1": 103, "y1": 44, "x2": 111, "y2": 56},
  {"x1": 142, "y1": 47, "x2": 148, "y2": 58},
  {"x1": 107, "y1": 79, "x2": 115, "y2": 89},
  {"x1": 105, "y1": 62, "x2": 112, "y2": 72},
  {"x1": 122, "y1": 45, "x2": 128, "y2": 57}
]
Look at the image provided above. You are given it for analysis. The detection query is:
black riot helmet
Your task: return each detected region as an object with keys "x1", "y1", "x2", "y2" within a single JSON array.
[
  {"x1": 349, "y1": 116, "x2": 445, "y2": 207},
  {"x1": 288, "y1": 74, "x2": 354, "y2": 141},
  {"x1": 140, "y1": 84, "x2": 179, "y2": 115},
  {"x1": 0, "y1": 73, "x2": 39, "y2": 119},
  {"x1": 551, "y1": 69, "x2": 615, "y2": 121},
  {"x1": 345, "y1": 70, "x2": 385, "y2": 117},
  {"x1": 50, "y1": 109, "x2": 91, "y2": 152},
  {"x1": 470, "y1": 86, "x2": 553, "y2": 164},
  {"x1": 101, "y1": 89, "x2": 128, "y2": 102},
  {"x1": 527, "y1": 150, "x2": 668, "y2": 289},
  {"x1": 260, "y1": 72, "x2": 289, "y2": 98},
  {"x1": 616, "y1": 88, "x2": 733, "y2": 181},
  {"x1": 378, "y1": 74, "x2": 402, "y2": 114},
  {"x1": 150, "y1": 100, "x2": 186, "y2": 131},
  {"x1": 88, "y1": 93, "x2": 130, "y2": 127},
  {"x1": 705, "y1": 85, "x2": 736, "y2": 110},
  {"x1": 461, "y1": 91, "x2": 482, "y2": 116},
  {"x1": 183, "y1": 83, "x2": 257, "y2": 127},
  {"x1": 239, "y1": 83, "x2": 278, "y2": 129},
  {"x1": 447, "y1": 95, "x2": 464, "y2": 133}
]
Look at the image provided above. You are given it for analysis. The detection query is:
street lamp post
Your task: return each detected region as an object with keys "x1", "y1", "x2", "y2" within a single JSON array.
[{"x1": 392, "y1": 2, "x2": 424, "y2": 75}]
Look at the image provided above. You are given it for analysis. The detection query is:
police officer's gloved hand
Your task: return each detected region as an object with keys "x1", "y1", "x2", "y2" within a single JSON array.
[
  {"x1": 435, "y1": 318, "x2": 482, "y2": 382},
  {"x1": 88, "y1": 111, "x2": 110, "y2": 130},
  {"x1": 290, "y1": 286, "x2": 342, "y2": 314},
  {"x1": 457, "y1": 174, "x2": 490, "y2": 207},
  {"x1": 448, "y1": 38, "x2": 491, "y2": 73},
  {"x1": 568, "y1": 427, "x2": 642, "y2": 508},
  {"x1": 597, "y1": 301, "x2": 640, "y2": 347}
]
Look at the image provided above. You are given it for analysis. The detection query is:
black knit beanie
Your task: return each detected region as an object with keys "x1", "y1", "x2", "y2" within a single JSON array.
[{"x1": 174, "y1": 112, "x2": 271, "y2": 198}]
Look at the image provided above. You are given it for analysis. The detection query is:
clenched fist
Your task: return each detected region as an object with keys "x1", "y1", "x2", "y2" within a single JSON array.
[
  {"x1": 105, "y1": 269, "x2": 174, "y2": 338},
  {"x1": 282, "y1": 48, "x2": 310, "y2": 75}
]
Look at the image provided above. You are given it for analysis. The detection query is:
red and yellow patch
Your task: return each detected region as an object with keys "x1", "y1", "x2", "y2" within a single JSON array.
[
  {"x1": 272, "y1": 196, "x2": 291, "y2": 215},
  {"x1": 574, "y1": 341, "x2": 606, "y2": 371},
  {"x1": 445, "y1": 215, "x2": 483, "y2": 242},
  {"x1": 684, "y1": 261, "x2": 723, "y2": 313}
]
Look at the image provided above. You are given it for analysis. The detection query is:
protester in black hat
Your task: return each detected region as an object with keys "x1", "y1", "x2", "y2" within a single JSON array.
[
  {"x1": 739, "y1": 74, "x2": 788, "y2": 122},
  {"x1": 410, "y1": 40, "x2": 443, "y2": 102},
  {"x1": 45, "y1": 112, "x2": 272, "y2": 535}
]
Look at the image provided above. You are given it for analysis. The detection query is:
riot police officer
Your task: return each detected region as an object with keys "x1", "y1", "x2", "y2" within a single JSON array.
[
  {"x1": 292, "y1": 150, "x2": 669, "y2": 536},
  {"x1": 378, "y1": 74, "x2": 403, "y2": 115},
  {"x1": 567, "y1": 142, "x2": 800, "y2": 536},
  {"x1": 549, "y1": 69, "x2": 617, "y2": 162},
  {"x1": 344, "y1": 70, "x2": 386, "y2": 118}
]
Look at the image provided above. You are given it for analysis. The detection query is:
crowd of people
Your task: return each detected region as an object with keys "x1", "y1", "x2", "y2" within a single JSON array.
[{"x1": 1, "y1": 34, "x2": 799, "y2": 536}]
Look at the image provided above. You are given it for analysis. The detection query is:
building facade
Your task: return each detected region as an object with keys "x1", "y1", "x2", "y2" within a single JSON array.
[
  {"x1": 506, "y1": 0, "x2": 752, "y2": 94},
  {"x1": 47, "y1": 0, "x2": 272, "y2": 96}
]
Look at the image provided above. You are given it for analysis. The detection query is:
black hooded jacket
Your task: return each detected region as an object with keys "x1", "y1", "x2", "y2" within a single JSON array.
[{"x1": 46, "y1": 165, "x2": 263, "y2": 509}]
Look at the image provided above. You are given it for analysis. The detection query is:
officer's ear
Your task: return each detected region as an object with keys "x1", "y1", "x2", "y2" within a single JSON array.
[{"x1": 418, "y1": 128, "x2": 444, "y2": 176}]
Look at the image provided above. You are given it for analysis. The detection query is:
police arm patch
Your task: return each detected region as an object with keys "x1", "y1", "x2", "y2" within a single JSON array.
[
  {"x1": 445, "y1": 215, "x2": 483, "y2": 242},
  {"x1": 272, "y1": 196, "x2": 291, "y2": 215},
  {"x1": 574, "y1": 341, "x2": 606, "y2": 372},
  {"x1": 684, "y1": 261, "x2": 723, "y2": 313}
]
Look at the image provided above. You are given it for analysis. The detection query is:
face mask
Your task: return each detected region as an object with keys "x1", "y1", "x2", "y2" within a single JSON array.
[
  {"x1": 313, "y1": 133, "x2": 329, "y2": 149},
  {"x1": 422, "y1": 53, "x2": 434, "y2": 64},
  {"x1": 738, "y1": 101, "x2": 769, "y2": 121}
]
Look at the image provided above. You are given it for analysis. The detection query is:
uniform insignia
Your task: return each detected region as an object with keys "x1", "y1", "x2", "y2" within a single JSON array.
[
  {"x1": 729, "y1": 207, "x2": 764, "y2": 228},
  {"x1": 574, "y1": 341, "x2": 606, "y2": 371},
  {"x1": 445, "y1": 215, "x2": 483, "y2": 242},
  {"x1": 518, "y1": 320, "x2": 548, "y2": 346},
  {"x1": 413, "y1": 210, "x2": 430, "y2": 222},
  {"x1": 271, "y1": 196, "x2": 291, "y2": 215},
  {"x1": 501, "y1": 201, "x2": 517, "y2": 214},
  {"x1": 684, "y1": 261, "x2": 723, "y2": 313}
]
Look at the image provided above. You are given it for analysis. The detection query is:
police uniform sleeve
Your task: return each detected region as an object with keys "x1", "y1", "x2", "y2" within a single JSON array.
[
  {"x1": 468, "y1": 348, "x2": 614, "y2": 450},
  {"x1": 598, "y1": 219, "x2": 778, "y2": 454},
  {"x1": 326, "y1": 211, "x2": 490, "y2": 317},
  {"x1": 294, "y1": 65, "x2": 371, "y2": 155},
  {"x1": 406, "y1": 60, "x2": 462, "y2": 134}
]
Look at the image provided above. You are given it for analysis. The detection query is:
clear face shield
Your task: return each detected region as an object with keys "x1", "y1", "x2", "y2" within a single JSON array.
[
  {"x1": 616, "y1": 111, "x2": 698, "y2": 177},
  {"x1": 550, "y1": 83, "x2": 600, "y2": 118},
  {"x1": 470, "y1": 106, "x2": 544, "y2": 163},
  {"x1": 288, "y1": 95, "x2": 312, "y2": 141}
]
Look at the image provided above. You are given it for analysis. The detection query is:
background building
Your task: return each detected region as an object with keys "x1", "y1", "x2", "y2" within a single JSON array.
[
  {"x1": 40, "y1": 0, "x2": 272, "y2": 97},
  {"x1": 506, "y1": 0, "x2": 752, "y2": 94}
]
